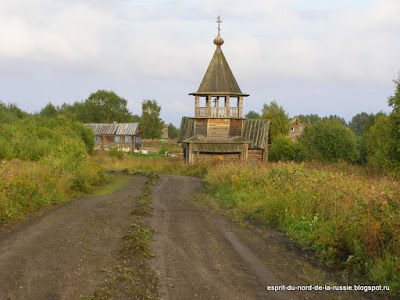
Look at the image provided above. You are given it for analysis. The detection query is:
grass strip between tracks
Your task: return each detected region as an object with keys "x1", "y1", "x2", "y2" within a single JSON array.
[{"x1": 84, "y1": 173, "x2": 158, "y2": 299}]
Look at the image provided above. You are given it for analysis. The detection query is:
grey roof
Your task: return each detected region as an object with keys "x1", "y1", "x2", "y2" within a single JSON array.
[
  {"x1": 190, "y1": 46, "x2": 249, "y2": 97},
  {"x1": 86, "y1": 123, "x2": 140, "y2": 135},
  {"x1": 178, "y1": 117, "x2": 194, "y2": 143},
  {"x1": 242, "y1": 119, "x2": 271, "y2": 150},
  {"x1": 178, "y1": 117, "x2": 270, "y2": 150}
]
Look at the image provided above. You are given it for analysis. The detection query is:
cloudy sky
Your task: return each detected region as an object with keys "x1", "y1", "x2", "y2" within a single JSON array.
[{"x1": 1, "y1": 0, "x2": 399, "y2": 126}]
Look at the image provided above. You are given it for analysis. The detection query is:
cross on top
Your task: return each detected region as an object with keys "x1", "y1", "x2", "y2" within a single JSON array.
[{"x1": 216, "y1": 16, "x2": 222, "y2": 36}]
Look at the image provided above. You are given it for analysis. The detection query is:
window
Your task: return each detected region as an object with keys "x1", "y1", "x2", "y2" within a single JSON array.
[
  {"x1": 291, "y1": 127, "x2": 295, "y2": 132},
  {"x1": 94, "y1": 136, "x2": 100, "y2": 142},
  {"x1": 115, "y1": 136, "x2": 121, "y2": 143},
  {"x1": 135, "y1": 136, "x2": 141, "y2": 143},
  {"x1": 125, "y1": 136, "x2": 131, "y2": 143}
]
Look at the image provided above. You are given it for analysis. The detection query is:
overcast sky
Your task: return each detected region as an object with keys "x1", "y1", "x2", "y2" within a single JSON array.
[{"x1": 1, "y1": 0, "x2": 399, "y2": 126}]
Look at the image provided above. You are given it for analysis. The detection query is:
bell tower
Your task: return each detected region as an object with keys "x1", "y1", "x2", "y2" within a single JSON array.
[
  {"x1": 179, "y1": 16, "x2": 270, "y2": 164},
  {"x1": 189, "y1": 16, "x2": 249, "y2": 121}
]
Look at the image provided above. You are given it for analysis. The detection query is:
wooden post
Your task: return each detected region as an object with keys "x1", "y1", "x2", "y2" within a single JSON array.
[
  {"x1": 225, "y1": 96, "x2": 230, "y2": 117},
  {"x1": 206, "y1": 95, "x2": 211, "y2": 117},
  {"x1": 189, "y1": 143, "x2": 193, "y2": 164},
  {"x1": 195, "y1": 95, "x2": 199, "y2": 117},
  {"x1": 238, "y1": 96, "x2": 243, "y2": 117}
]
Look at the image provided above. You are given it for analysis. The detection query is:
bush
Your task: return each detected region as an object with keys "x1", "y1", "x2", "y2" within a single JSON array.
[
  {"x1": 300, "y1": 119, "x2": 359, "y2": 163},
  {"x1": 269, "y1": 135, "x2": 306, "y2": 162},
  {"x1": 108, "y1": 147, "x2": 124, "y2": 159}
]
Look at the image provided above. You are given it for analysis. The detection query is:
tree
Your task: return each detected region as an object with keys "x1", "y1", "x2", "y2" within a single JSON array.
[
  {"x1": 261, "y1": 100, "x2": 289, "y2": 142},
  {"x1": 245, "y1": 110, "x2": 261, "y2": 119},
  {"x1": 295, "y1": 114, "x2": 321, "y2": 125},
  {"x1": 365, "y1": 115, "x2": 393, "y2": 171},
  {"x1": 40, "y1": 103, "x2": 59, "y2": 118},
  {"x1": 349, "y1": 112, "x2": 384, "y2": 164},
  {"x1": 300, "y1": 119, "x2": 359, "y2": 163},
  {"x1": 366, "y1": 73, "x2": 400, "y2": 176},
  {"x1": 82, "y1": 90, "x2": 133, "y2": 123},
  {"x1": 0, "y1": 101, "x2": 29, "y2": 124},
  {"x1": 140, "y1": 99, "x2": 163, "y2": 139},
  {"x1": 168, "y1": 123, "x2": 180, "y2": 139},
  {"x1": 322, "y1": 115, "x2": 347, "y2": 126}
]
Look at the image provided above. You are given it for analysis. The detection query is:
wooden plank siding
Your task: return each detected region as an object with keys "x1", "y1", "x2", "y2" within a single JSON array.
[
  {"x1": 248, "y1": 150, "x2": 264, "y2": 162},
  {"x1": 194, "y1": 119, "x2": 208, "y2": 137},
  {"x1": 94, "y1": 135, "x2": 139, "y2": 152},
  {"x1": 208, "y1": 119, "x2": 229, "y2": 139},
  {"x1": 196, "y1": 153, "x2": 240, "y2": 162},
  {"x1": 229, "y1": 119, "x2": 243, "y2": 137}
]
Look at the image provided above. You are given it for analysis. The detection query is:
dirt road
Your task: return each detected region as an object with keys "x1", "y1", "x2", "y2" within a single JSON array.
[
  {"x1": 0, "y1": 174, "x2": 389, "y2": 299},
  {"x1": 147, "y1": 175, "x2": 384, "y2": 300},
  {"x1": 0, "y1": 175, "x2": 148, "y2": 299}
]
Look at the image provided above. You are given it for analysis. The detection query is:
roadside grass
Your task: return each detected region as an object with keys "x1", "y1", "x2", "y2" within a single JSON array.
[
  {"x1": 89, "y1": 173, "x2": 133, "y2": 197},
  {"x1": 0, "y1": 158, "x2": 105, "y2": 225},
  {"x1": 202, "y1": 161, "x2": 400, "y2": 294}
]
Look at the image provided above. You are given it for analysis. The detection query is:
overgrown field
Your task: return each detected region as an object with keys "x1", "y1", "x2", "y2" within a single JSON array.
[
  {"x1": 203, "y1": 162, "x2": 400, "y2": 293},
  {"x1": 0, "y1": 158, "x2": 105, "y2": 225},
  {"x1": 91, "y1": 151, "x2": 206, "y2": 176},
  {"x1": 0, "y1": 116, "x2": 106, "y2": 225}
]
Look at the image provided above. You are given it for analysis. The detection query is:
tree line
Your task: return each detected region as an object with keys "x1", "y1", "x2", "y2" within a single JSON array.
[
  {"x1": 38, "y1": 90, "x2": 179, "y2": 139},
  {"x1": 245, "y1": 73, "x2": 400, "y2": 178}
]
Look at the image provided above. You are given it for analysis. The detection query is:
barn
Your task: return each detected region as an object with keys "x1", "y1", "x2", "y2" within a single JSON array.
[{"x1": 86, "y1": 123, "x2": 142, "y2": 152}]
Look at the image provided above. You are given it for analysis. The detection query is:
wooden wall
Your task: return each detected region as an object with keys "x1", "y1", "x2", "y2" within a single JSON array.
[
  {"x1": 229, "y1": 119, "x2": 242, "y2": 136},
  {"x1": 195, "y1": 153, "x2": 240, "y2": 162},
  {"x1": 194, "y1": 119, "x2": 208, "y2": 136},
  {"x1": 94, "y1": 135, "x2": 140, "y2": 152},
  {"x1": 208, "y1": 119, "x2": 229, "y2": 139},
  {"x1": 193, "y1": 118, "x2": 243, "y2": 139},
  {"x1": 248, "y1": 150, "x2": 266, "y2": 162}
]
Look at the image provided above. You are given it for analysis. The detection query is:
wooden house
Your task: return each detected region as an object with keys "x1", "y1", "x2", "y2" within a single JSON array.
[
  {"x1": 86, "y1": 123, "x2": 142, "y2": 152},
  {"x1": 178, "y1": 17, "x2": 271, "y2": 163},
  {"x1": 288, "y1": 118, "x2": 307, "y2": 141}
]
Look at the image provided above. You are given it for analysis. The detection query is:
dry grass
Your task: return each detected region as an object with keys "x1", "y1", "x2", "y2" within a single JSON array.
[
  {"x1": 0, "y1": 158, "x2": 105, "y2": 224},
  {"x1": 90, "y1": 151, "x2": 205, "y2": 176},
  {"x1": 141, "y1": 139, "x2": 182, "y2": 152},
  {"x1": 203, "y1": 161, "x2": 400, "y2": 293}
]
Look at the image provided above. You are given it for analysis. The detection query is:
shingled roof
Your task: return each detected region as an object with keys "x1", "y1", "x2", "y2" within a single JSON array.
[{"x1": 190, "y1": 46, "x2": 248, "y2": 97}]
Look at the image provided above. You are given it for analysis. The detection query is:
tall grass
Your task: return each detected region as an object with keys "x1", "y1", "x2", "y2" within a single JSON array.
[
  {"x1": 204, "y1": 162, "x2": 400, "y2": 292},
  {"x1": 91, "y1": 151, "x2": 206, "y2": 176}
]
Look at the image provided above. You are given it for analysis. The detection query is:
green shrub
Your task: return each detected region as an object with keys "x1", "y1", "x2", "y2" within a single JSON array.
[
  {"x1": 300, "y1": 119, "x2": 359, "y2": 163},
  {"x1": 108, "y1": 147, "x2": 124, "y2": 159},
  {"x1": 269, "y1": 135, "x2": 306, "y2": 162}
]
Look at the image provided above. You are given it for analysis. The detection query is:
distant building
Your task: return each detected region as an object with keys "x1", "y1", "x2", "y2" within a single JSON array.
[
  {"x1": 288, "y1": 118, "x2": 307, "y2": 140},
  {"x1": 178, "y1": 17, "x2": 271, "y2": 163},
  {"x1": 160, "y1": 124, "x2": 169, "y2": 140},
  {"x1": 86, "y1": 123, "x2": 142, "y2": 151}
]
